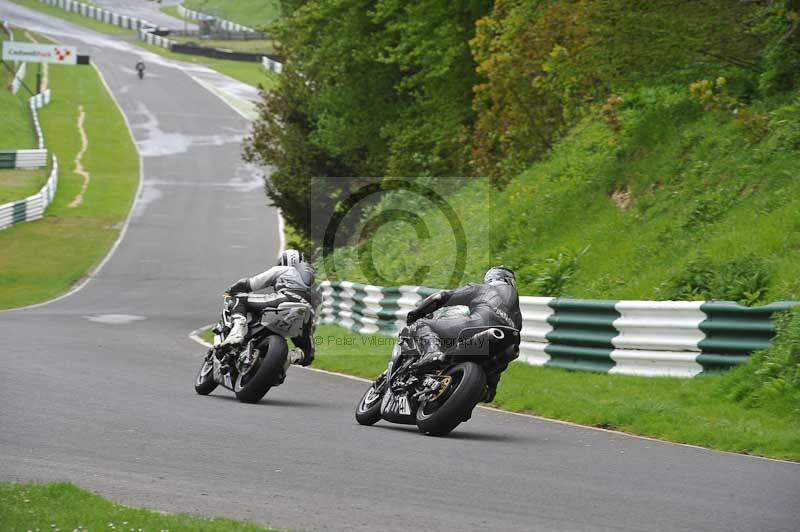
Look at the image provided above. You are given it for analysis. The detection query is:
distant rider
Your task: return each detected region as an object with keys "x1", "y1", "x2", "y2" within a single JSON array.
[
  {"x1": 135, "y1": 61, "x2": 145, "y2": 79},
  {"x1": 405, "y1": 266, "x2": 522, "y2": 402},
  {"x1": 222, "y1": 249, "x2": 321, "y2": 367}
]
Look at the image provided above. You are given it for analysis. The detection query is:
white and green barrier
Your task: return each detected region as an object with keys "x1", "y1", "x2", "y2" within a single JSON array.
[
  {"x1": 0, "y1": 154, "x2": 58, "y2": 230},
  {"x1": 40, "y1": 0, "x2": 157, "y2": 31},
  {"x1": 319, "y1": 280, "x2": 796, "y2": 378},
  {"x1": 0, "y1": 87, "x2": 56, "y2": 230},
  {"x1": 262, "y1": 56, "x2": 283, "y2": 74},
  {"x1": 10, "y1": 59, "x2": 26, "y2": 95},
  {"x1": 137, "y1": 28, "x2": 175, "y2": 50},
  {"x1": 176, "y1": 4, "x2": 283, "y2": 73},
  {"x1": 3, "y1": 19, "x2": 26, "y2": 95},
  {"x1": 37, "y1": 0, "x2": 175, "y2": 49},
  {"x1": 177, "y1": 5, "x2": 255, "y2": 33},
  {"x1": 1, "y1": 90, "x2": 51, "y2": 169}
]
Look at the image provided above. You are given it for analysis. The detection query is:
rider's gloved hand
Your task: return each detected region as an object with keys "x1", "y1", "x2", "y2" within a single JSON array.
[
  {"x1": 405, "y1": 310, "x2": 422, "y2": 325},
  {"x1": 227, "y1": 278, "x2": 250, "y2": 295}
]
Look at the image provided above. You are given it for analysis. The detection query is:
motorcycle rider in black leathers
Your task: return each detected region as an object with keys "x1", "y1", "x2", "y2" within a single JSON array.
[
  {"x1": 221, "y1": 249, "x2": 321, "y2": 367},
  {"x1": 405, "y1": 266, "x2": 522, "y2": 402}
]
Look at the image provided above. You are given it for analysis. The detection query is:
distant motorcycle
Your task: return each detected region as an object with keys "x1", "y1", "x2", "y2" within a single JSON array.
[
  {"x1": 194, "y1": 294, "x2": 313, "y2": 403},
  {"x1": 355, "y1": 322, "x2": 520, "y2": 436},
  {"x1": 135, "y1": 61, "x2": 145, "y2": 80}
]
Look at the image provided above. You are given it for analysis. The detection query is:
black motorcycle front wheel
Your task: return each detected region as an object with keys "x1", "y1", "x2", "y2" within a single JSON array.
[
  {"x1": 194, "y1": 351, "x2": 218, "y2": 395},
  {"x1": 234, "y1": 335, "x2": 288, "y2": 403},
  {"x1": 415, "y1": 362, "x2": 486, "y2": 436},
  {"x1": 355, "y1": 374, "x2": 386, "y2": 426}
]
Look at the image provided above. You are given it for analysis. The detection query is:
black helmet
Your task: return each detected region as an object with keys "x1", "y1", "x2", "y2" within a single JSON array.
[
  {"x1": 484, "y1": 266, "x2": 516, "y2": 287},
  {"x1": 278, "y1": 249, "x2": 304, "y2": 268}
]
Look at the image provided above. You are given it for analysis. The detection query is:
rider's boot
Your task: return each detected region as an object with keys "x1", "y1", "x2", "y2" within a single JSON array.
[
  {"x1": 221, "y1": 315, "x2": 247, "y2": 347},
  {"x1": 412, "y1": 334, "x2": 446, "y2": 372},
  {"x1": 287, "y1": 347, "x2": 304, "y2": 365},
  {"x1": 482, "y1": 371, "x2": 501, "y2": 403}
]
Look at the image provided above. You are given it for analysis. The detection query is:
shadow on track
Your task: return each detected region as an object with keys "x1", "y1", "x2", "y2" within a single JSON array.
[
  {"x1": 367, "y1": 423, "x2": 536, "y2": 444},
  {"x1": 198, "y1": 393, "x2": 325, "y2": 408}
]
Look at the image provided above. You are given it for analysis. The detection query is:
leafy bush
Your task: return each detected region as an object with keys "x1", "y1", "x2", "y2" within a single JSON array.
[
  {"x1": 517, "y1": 246, "x2": 590, "y2": 297},
  {"x1": 763, "y1": 94, "x2": 800, "y2": 151},
  {"x1": 660, "y1": 254, "x2": 772, "y2": 305},
  {"x1": 721, "y1": 307, "x2": 800, "y2": 418}
]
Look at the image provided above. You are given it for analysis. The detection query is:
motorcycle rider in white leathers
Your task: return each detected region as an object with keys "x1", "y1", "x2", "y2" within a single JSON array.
[{"x1": 222, "y1": 249, "x2": 321, "y2": 366}]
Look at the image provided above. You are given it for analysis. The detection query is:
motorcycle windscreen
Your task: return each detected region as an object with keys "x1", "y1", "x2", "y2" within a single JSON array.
[{"x1": 380, "y1": 391, "x2": 417, "y2": 425}]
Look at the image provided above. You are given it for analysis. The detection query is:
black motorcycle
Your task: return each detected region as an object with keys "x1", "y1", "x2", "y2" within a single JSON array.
[
  {"x1": 135, "y1": 62, "x2": 145, "y2": 80},
  {"x1": 195, "y1": 295, "x2": 312, "y2": 403},
  {"x1": 355, "y1": 323, "x2": 520, "y2": 436}
]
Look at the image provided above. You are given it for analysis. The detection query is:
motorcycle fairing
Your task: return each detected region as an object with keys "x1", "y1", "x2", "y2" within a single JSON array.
[{"x1": 380, "y1": 390, "x2": 417, "y2": 425}]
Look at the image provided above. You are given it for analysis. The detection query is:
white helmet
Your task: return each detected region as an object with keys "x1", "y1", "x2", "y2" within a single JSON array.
[
  {"x1": 484, "y1": 266, "x2": 516, "y2": 287},
  {"x1": 278, "y1": 249, "x2": 304, "y2": 268}
]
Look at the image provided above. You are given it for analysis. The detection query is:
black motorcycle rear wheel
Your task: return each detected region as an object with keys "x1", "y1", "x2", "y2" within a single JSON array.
[
  {"x1": 194, "y1": 351, "x2": 218, "y2": 395},
  {"x1": 234, "y1": 335, "x2": 288, "y2": 403},
  {"x1": 355, "y1": 375, "x2": 385, "y2": 426},
  {"x1": 415, "y1": 362, "x2": 486, "y2": 436}
]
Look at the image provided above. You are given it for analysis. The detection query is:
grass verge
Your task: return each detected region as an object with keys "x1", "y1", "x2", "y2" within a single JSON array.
[
  {"x1": 0, "y1": 24, "x2": 38, "y2": 149},
  {"x1": 0, "y1": 168, "x2": 49, "y2": 204},
  {"x1": 0, "y1": 56, "x2": 139, "y2": 308},
  {"x1": 138, "y1": 41, "x2": 278, "y2": 89},
  {"x1": 200, "y1": 325, "x2": 214, "y2": 344},
  {"x1": 321, "y1": 87, "x2": 800, "y2": 303},
  {"x1": 159, "y1": 4, "x2": 193, "y2": 24},
  {"x1": 310, "y1": 324, "x2": 800, "y2": 461},
  {"x1": 0, "y1": 482, "x2": 279, "y2": 531},
  {"x1": 183, "y1": 0, "x2": 281, "y2": 27},
  {"x1": 171, "y1": 35, "x2": 277, "y2": 55},
  {"x1": 10, "y1": 0, "x2": 137, "y2": 36}
]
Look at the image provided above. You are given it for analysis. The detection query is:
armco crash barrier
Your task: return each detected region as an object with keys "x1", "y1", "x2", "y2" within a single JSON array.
[
  {"x1": 38, "y1": 0, "x2": 174, "y2": 49},
  {"x1": 2, "y1": 91, "x2": 52, "y2": 166},
  {"x1": 319, "y1": 281, "x2": 796, "y2": 378},
  {"x1": 177, "y1": 5, "x2": 255, "y2": 33},
  {"x1": 0, "y1": 154, "x2": 58, "y2": 231},
  {"x1": 0, "y1": 90, "x2": 56, "y2": 231},
  {"x1": 175, "y1": 6, "x2": 284, "y2": 72}
]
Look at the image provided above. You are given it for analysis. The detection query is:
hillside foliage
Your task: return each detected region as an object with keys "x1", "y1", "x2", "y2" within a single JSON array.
[{"x1": 244, "y1": 0, "x2": 800, "y2": 301}]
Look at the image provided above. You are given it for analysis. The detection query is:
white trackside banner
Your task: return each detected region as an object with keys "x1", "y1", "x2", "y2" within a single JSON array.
[{"x1": 2, "y1": 42, "x2": 78, "y2": 65}]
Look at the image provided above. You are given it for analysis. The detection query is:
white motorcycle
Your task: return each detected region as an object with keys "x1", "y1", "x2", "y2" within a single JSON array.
[{"x1": 194, "y1": 294, "x2": 312, "y2": 403}]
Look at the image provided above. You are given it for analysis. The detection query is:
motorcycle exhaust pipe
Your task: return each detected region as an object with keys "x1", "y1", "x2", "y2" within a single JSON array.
[
  {"x1": 489, "y1": 328, "x2": 505, "y2": 341},
  {"x1": 450, "y1": 328, "x2": 506, "y2": 357}
]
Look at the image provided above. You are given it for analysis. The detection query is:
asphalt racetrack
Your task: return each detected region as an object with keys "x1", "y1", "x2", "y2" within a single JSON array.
[{"x1": 1, "y1": 3, "x2": 798, "y2": 531}]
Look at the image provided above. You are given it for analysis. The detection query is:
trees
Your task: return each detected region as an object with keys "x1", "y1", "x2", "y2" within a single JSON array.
[
  {"x1": 245, "y1": 0, "x2": 800, "y2": 247},
  {"x1": 244, "y1": 0, "x2": 491, "y2": 247}
]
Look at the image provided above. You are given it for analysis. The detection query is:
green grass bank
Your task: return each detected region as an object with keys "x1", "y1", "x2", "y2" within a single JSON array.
[
  {"x1": 0, "y1": 51, "x2": 139, "y2": 309},
  {"x1": 183, "y1": 0, "x2": 281, "y2": 27},
  {"x1": 0, "y1": 482, "x2": 280, "y2": 531},
  {"x1": 0, "y1": 24, "x2": 38, "y2": 149},
  {"x1": 323, "y1": 86, "x2": 800, "y2": 305},
  {"x1": 138, "y1": 41, "x2": 278, "y2": 89}
]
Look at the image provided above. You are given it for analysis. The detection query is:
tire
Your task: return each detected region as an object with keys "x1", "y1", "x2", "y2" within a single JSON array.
[
  {"x1": 194, "y1": 351, "x2": 218, "y2": 395},
  {"x1": 355, "y1": 377, "x2": 385, "y2": 426},
  {"x1": 234, "y1": 335, "x2": 288, "y2": 403},
  {"x1": 416, "y1": 362, "x2": 486, "y2": 437}
]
